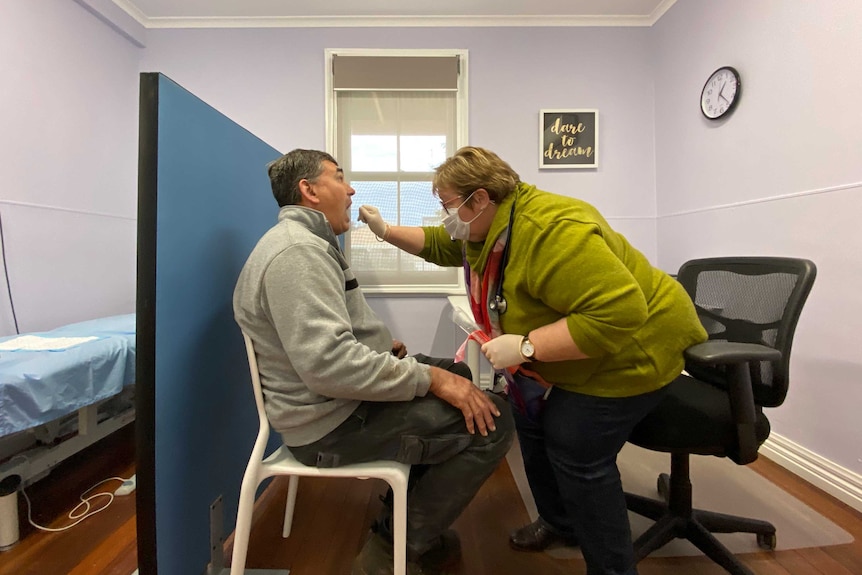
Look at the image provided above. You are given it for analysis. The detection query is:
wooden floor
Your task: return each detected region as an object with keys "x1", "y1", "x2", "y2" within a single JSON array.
[
  {"x1": 1, "y1": 424, "x2": 860, "y2": 575},
  {"x1": 0, "y1": 424, "x2": 137, "y2": 575}
]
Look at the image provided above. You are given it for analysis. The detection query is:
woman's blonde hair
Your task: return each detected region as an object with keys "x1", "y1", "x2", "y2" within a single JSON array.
[{"x1": 433, "y1": 146, "x2": 520, "y2": 206}]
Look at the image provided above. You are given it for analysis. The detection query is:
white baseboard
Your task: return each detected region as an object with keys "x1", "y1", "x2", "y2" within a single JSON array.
[{"x1": 761, "y1": 433, "x2": 862, "y2": 513}]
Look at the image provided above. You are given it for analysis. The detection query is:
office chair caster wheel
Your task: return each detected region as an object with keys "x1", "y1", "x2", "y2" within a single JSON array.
[
  {"x1": 656, "y1": 473, "x2": 670, "y2": 502},
  {"x1": 756, "y1": 532, "x2": 777, "y2": 550}
]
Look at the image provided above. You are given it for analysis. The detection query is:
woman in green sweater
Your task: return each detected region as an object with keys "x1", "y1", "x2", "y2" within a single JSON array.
[{"x1": 358, "y1": 146, "x2": 706, "y2": 575}]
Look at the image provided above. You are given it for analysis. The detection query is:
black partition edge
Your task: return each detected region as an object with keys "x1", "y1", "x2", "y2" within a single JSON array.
[{"x1": 136, "y1": 71, "x2": 159, "y2": 575}]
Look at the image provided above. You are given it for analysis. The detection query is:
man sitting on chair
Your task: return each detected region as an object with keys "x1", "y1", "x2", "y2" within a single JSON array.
[{"x1": 233, "y1": 148, "x2": 515, "y2": 575}]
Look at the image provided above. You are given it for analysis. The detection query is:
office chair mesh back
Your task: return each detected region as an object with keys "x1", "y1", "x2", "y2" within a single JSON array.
[{"x1": 677, "y1": 259, "x2": 809, "y2": 407}]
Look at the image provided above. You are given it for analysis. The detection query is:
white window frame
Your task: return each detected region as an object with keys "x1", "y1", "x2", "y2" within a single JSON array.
[{"x1": 325, "y1": 48, "x2": 469, "y2": 295}]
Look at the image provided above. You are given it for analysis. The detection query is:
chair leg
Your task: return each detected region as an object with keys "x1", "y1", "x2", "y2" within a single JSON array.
[
  {"x1": 230, "y1": 477, "x2": 260, "y2": 575},
  {"x1": 625, "y1": 491, "x2": 669, "y2": 522},
  {"x1": 694, "y1": 508, "x2": 776, "y2": 536},
  {"x1": 687, "y1": 521, "x2": 756, "y2": 575},
  {"x1": 282, "y1": 475, "x2": 299, "y2": 538},
  {"x1": 631, "y1": 514, "x2": 684, "y2": 562},
  {"x1": 391, "y1": 479, "x2": 408, "y2": 575}
]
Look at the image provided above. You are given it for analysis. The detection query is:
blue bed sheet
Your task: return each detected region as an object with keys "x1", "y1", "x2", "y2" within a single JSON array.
[{"x1": 0, "y1": 314, "x2": 136, "y2": 437}]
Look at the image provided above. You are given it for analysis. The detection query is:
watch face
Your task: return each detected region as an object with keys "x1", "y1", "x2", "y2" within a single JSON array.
[
  {"x1": 521, "y1": 338, "x2": 535, "y2": 359},
  {"x1": 701, "y1": 66, "x2": 740, "y2": 120}
]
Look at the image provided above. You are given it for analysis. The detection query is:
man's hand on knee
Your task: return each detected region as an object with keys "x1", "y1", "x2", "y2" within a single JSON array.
[{"x1": 427, "y1": 367, "x2": 501, "y2": 436}]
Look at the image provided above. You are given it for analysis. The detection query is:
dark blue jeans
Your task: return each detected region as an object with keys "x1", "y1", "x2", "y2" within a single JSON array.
[{"x1": 513, "y1": 385, "x2": 667, "y2": 575}]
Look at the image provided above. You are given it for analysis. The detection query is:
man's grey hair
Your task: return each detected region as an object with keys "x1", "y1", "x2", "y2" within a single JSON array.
[{"x1": 267, "y1": 149, "x2": 337, "y2": 207}]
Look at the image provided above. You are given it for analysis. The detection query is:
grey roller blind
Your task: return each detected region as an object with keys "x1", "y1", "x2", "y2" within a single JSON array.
[{"x1": 333, "y1": 55, "x2": 459, "y2": 91}]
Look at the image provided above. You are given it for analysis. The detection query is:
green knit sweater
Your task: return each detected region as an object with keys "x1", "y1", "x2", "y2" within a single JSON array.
[{"x1": 419, "y1": 183, "x2": 707, "y2": 398}]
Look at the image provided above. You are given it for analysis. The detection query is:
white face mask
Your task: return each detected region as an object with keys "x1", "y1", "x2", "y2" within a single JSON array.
[{"x1": 440, "y1": 192, "x2": 485, "y2": 240}]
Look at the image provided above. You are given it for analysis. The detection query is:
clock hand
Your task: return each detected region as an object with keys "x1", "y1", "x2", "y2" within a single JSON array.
[{"x1": 718, "y1": 82, "x2": 728, "y2": 103}]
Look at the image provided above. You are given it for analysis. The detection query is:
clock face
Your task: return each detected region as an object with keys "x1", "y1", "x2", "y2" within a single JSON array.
[{"x1": 701, "y1": 66, "x2": 741, "y2": 120}]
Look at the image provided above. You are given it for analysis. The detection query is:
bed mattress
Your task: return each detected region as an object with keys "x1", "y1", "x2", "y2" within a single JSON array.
[{"x1": 0, "y1": 314, "x2": 135, "y2": 437}]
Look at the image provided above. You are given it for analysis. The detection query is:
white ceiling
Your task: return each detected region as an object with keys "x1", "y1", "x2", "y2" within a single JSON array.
[{"x1": 112, "y1": 0, "x2": 678, "y2": 28}]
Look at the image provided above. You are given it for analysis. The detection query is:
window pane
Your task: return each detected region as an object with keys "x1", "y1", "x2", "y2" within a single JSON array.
[
  {"x1": 351, "y1": 135, "x2": 397, "y2": 172},
  {"x1": 351, "y1": 181, "x2": 398, "y2": 223},
  {"x1": 349, "y1": 181, "x2": 440, "y2": 229},
  {"x1": 400, "y1": 136, "x2": 447, "y2": 172},
  {"x1": 398, "y1": 182, "x2": 444, "y2": 272},
  {"x1": 350, "y1": 181, "x2": 399, "y2": 273},
  {"x1": 350, "y1": 181, "x2": 448, "y2": 277},
  {"x1": 399, "y1": 182, "x2": 440, "y2": 226}
]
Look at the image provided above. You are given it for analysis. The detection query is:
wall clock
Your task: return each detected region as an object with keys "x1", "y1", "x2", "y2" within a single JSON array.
[{"x1": 700, "y1": 66, "x2": 741, "y2": 120}]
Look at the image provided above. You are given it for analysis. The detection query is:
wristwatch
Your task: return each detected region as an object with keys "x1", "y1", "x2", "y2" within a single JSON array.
[{"x1": 520, "y1": 335, "x2": 536, "y2": 361}]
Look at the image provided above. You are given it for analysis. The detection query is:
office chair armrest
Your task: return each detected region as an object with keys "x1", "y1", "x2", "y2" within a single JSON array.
[
  {"x1": 685, "y1": 342, "x2": 781, "y2": 464},
  {"x1": 684, "y1": 341, "x2": 782, "y2": 365}
]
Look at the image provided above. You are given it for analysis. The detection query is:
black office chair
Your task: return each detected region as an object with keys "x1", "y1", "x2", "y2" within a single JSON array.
[{"x1": 625, "y1": 257, "x2": 817, "y2": 575}]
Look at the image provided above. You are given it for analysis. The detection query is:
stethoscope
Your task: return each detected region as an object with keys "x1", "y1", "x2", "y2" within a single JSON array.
[{"x1": 487, "y1": 202, "x2": 517, "y2": 315}]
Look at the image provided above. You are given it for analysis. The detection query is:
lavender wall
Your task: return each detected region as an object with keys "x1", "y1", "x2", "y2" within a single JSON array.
[
  {"x1": 0, "y1": 0, "x2": 141, "y2": 335},
  {"x1": 653, "y1": 1, "x2": 862, "y2": 477},
  {"x1": 140, "y1": 26, "x2": 659, "y2": 354},
  {"x1": 140, "y1": 27, "x2": 658, "y2": 215}
]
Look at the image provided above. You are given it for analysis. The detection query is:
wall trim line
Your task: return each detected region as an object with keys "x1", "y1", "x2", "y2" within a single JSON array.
[
  {"x1": 0, "y1": 199, "x2": 135, "y2": 221},
  {"x1": 659, "y1": 181, "x2": 862, "y2": 219},
  {"x1": 761, "y1": 432, "x2": 862, "y2": 514}
]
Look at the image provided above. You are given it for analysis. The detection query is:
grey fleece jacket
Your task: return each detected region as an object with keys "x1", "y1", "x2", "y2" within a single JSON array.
[{"x1": 233, "y1": 206, "x2": 432, "y2": 446}]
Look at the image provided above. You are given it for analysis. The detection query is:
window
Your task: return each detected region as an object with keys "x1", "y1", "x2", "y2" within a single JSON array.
[{"x1": 326, "y1": 49, "x2": 468, "y2": 293}]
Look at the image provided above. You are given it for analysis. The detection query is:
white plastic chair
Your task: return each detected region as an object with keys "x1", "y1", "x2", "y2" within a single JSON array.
[{"x1": 230, "y1": 332, "x2": 411, "y2": 575}]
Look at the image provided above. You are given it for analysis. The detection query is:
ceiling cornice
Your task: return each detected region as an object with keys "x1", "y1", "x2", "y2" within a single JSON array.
[
  {"x1": 110, "y1": 0, "x2": 677, "y2": 29},
  {"x1": 111, "y1": 0, "x2": 148, "y2": 26},
  {"x1": 144, "y1": 15, "x2": 655, "y2": 28}
]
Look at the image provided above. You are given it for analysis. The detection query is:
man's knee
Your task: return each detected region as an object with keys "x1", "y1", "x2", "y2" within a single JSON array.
[
  {"x1": 396, "y1": 393, "x2": 514, "y2": 464},
  {"x1": 412, "y1": 353, "x2": 473, "y2": 382},
  {"x1": 448, "y1": 361, "x2": 473, "y2": 381}
]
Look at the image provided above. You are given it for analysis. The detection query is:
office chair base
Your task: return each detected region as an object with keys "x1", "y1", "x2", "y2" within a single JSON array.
[{"x1": 626, "y1": 491, "x2": 776, "y2": 575}]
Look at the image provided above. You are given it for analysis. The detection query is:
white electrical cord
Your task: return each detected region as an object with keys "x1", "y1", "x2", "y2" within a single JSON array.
[{"x1": 21, "y1": 476, "x2": 131, "y2": 532}]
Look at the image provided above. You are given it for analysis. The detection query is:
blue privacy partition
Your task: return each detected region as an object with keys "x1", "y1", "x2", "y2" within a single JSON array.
[{"x1": 137, "y1": 73, "x2": 282, "y2": 575}]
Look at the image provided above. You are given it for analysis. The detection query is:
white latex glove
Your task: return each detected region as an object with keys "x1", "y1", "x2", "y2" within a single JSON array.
[
  {"x1": 481, "y1": 333, "x2": 527, "y2": 370},
  {"x1": 358, "y1": 205, "x2": 389, "y2": 240}
]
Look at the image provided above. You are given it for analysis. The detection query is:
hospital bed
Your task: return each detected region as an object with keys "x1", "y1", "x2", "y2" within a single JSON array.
[{"x1": 0, "y1": 314, "x2": 136, "y2": 489}]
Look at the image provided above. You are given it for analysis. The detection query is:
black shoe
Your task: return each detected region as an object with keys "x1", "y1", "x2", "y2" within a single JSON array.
[{"x1": 508, "y1": 518, "x2": 578, "y2": 552}]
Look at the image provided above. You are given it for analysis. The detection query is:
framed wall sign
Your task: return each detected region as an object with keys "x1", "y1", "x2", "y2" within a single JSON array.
[{"x1": 539, "y1": 109, "x2": 598, "y2": 169}]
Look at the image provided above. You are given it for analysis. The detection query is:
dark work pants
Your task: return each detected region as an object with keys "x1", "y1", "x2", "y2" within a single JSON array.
[
  {"x1": 290, "y1": 355, "x2": 515, "y2": 556},
  {"x1": 514, "y1": 385, "x2": 667, "y2": 575}
]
